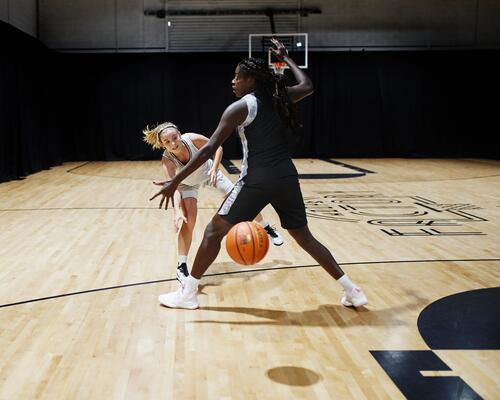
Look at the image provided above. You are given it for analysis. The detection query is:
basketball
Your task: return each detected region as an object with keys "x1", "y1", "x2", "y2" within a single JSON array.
[{"x1": 225, "y1": 221, "x2": 269, "y2": 265}]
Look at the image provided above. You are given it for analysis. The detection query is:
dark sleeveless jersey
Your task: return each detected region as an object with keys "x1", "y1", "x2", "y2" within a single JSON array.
[{"x1": 236, "y1": 92, "x2": 297, "y2": 185}]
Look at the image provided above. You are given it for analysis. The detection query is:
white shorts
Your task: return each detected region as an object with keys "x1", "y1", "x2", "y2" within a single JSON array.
[{"x1": 179, "y1": 170, "x2": 234, "y2": 200}]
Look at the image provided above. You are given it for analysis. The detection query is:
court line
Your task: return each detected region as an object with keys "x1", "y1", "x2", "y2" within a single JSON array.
[
  {"x1": 0, "y1": 207, "x2": 218, "y2": 212},
  {"x1": 319, "y1": 158, "x2": 375, "y2": 174},
  {"x1": 1, "y1": 258, "x2": 499, "y2": 309},
  {"x1": 299, "y1": 172, "x2": 500, "y2": 185},
  {"x1": 64, "y1": 161, "x2": 500, "y2": 184},
  {"x1": 66, "y1": 170, "x2": 500, "y2": 184},
  {"x1": 221, "y1": 159, "x2": 370, "y2": 179},
  {"x1": 66, "y1": 162, "x2": 91, "y2": 173}
]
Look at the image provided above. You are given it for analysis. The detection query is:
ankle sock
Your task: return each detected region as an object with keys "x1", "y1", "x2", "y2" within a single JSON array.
[
  {"x1": 185, "y1": 275, "x2": 200, "y2": 291},
  {"x1": 337, "y1": 274, "x2": 356, "y2": 292}
]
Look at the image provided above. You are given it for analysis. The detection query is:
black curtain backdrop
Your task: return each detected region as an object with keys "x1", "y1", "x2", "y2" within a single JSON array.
[
  {"x1": 1, "y1": 21, "x2": 499, "y2": 182},
  {"x1": 1, "y1": 22, "x2": 65, "y2": 182}
]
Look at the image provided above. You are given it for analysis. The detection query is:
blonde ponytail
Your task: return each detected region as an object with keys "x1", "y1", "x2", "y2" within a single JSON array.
[{"x1": 142, "y1": 122, "x2": 179, "y2": 150}]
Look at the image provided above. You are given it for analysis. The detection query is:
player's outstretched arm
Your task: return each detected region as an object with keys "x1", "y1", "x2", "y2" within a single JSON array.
[{"x1": 270, "y1": 38, "x2": 314, "y2": 103}]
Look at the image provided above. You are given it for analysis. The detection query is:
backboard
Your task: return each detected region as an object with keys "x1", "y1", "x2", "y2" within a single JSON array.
[{"x1": 248, "y1": 33, "x2": 308, "y2": 70}]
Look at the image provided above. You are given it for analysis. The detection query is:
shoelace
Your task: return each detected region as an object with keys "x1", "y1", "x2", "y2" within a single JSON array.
[
  {"x1": 177, "y1": 264, "x2": 188, "y2": 277},
  {"x1": 265, "y1": 225, "x2": 279, "y2": 238}
]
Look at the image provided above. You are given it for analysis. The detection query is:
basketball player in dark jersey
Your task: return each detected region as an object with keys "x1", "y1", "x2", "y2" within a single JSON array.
[{"x1": 151, "y1": 38, "x2": 368, "y2": 310}]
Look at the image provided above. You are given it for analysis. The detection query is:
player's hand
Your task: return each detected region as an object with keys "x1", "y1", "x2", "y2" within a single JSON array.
[
  {"x1": 270, "y1": 38, "x2": 288, "y2": 61},
  {"x1": 174, "y1": 211, "x2": 187, "y2": 232},
  {"x1": 150, "y1": 180, "x2": 178, "y2": 210},
  {"x1": 208, "y1": 168, "x2": 218, "y2": 187}
]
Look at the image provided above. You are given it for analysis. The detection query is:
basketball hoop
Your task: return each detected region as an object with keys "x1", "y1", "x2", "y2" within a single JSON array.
[{"x1": 271, "y1": 61, "x2": 287, "y2": 76}]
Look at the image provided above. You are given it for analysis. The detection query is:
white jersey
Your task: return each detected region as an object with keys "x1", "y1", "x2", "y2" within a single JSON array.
[
  {"x1": 162, "y1": 133, "x2": 234, "y2": 199},
  {"x1": 162, "y1": 134, "x2": 213, "y2": 187}
]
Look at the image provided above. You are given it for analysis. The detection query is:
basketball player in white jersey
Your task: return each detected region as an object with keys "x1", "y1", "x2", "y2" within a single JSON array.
[{"x1": 143, "y1": 122, "x2": 283, "y2": 282}]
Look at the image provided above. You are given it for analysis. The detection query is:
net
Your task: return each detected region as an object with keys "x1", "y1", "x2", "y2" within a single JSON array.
[{"x1": 271, "y1": 61, "x2": 287, "y2": 75}]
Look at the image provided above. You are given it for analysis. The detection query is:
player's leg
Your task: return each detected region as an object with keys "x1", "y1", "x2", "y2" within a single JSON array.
[
  {"x1": 176, "y1": 195, "x2": 197, "y2": 280},
  {"x1": 287, "y1": 225, "x2": 344, "y2": 279},
  {"x1": 159, "y1": 181, "x2": 268, "y2": 309},
  {"x1": 160, "y1": 214, "x2": 232, "y2": 310},
  {"x1": 189, "y1": 215, "x2": 233, "y2": 279},
  {"x1": 271, "y1": 176, "x2": 368, "y2": 307},
  {"x1": 191, "y1": 181, "x2": 268, "y2": 279}
]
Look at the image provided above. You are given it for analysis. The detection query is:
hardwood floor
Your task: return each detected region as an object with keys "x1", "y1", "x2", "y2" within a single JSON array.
[{"x1": 1, "y1": 158, "x2": 499, "y2": 399}]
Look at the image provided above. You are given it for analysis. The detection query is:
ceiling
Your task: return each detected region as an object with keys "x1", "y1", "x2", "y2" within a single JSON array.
[{"x1": 2, "y1": 0, "x2": 499, "y2": 52}]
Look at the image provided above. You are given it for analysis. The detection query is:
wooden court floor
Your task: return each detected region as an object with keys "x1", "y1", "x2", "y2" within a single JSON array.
[{"x1": 0, "y1": 158, "x2": 499, "y2": 399}]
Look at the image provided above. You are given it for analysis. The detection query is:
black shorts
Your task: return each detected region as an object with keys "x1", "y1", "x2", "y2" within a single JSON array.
[{"x1": 218, "y1": 175, "x2": 307, "y2": 230}]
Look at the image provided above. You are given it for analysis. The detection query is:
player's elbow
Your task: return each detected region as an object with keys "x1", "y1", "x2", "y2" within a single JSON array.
[
  {"x1": 298, "y1": 82, "x2": 314, "y2": 98},
  {"x1": 304, "y1": 82, "x2": 314, "y2": 96}
]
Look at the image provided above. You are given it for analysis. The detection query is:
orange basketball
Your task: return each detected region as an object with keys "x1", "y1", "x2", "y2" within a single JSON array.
[{"x1": 225, "y1": 221, "x2": 269, "y2": 265}]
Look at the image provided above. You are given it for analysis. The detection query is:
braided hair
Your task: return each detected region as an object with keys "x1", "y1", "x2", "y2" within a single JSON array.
[{"x1": 237, "y1": 58, "x2": 301, "y2": 142}]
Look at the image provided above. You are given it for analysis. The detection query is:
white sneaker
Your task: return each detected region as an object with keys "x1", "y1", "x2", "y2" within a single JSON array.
[
  {"x1": 264, "y1": 225, "x2": 284, "y2": 246},
  {"x1": 341, "y1": 287, "x2": 368, "y2": 307},
  {"x1": 159, "y1": 286, "x2": 199, "y2": 309}
]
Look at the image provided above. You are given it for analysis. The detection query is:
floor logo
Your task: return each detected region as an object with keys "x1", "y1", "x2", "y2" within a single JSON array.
[
  {"x1": 371, "y1": 288, "x2": 499, "y2": 399},
  {"x1": 304, "y1": 191, "x2": 487, "y2": 236}
]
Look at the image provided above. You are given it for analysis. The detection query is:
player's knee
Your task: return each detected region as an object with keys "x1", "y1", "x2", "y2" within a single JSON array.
[
  {"x1": 289, "y1": 227, "x2": 315, "y2": 248},
  {"x1": 182, "y1": 221, "x2": 195, "y2": 234},
  {"x1": 297, "y1": 235, "x2": 315, "y2": 249}
]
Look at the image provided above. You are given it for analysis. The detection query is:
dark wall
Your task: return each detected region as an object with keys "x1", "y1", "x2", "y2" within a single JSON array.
[
  {"x1": 1, "y1": 22, "x2": 64, "y2": 182},
  {"x1": 1, "y1": 21, "x2": 499, "y2": 182},
  {"x1": 302, "y1": 51, "x2": 499, "y2": 158}
]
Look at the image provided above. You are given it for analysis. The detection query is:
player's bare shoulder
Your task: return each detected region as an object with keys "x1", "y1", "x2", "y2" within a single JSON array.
[
  {"x1": 222, "y1": 98, "x2": 248, "y2": 126},
  {"x1": 185, "y1": 132, "x2": 209, "y2": 149}
]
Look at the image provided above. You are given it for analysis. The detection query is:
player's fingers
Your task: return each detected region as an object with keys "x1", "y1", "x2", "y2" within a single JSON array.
[
  {"x1": 164, "y1": 195, "x2": 172, "y2": 210},
  {"x1": 270, "y1": 47, "x2": 282, "y2": 57},
  {"x1": 150, "y1": 191, "x2": 160, "y2": 201},
  {"x1": 271, "y1": 38, "x2": 282, "y2": 47}
]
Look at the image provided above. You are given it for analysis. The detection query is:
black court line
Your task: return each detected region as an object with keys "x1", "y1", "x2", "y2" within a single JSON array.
[
  {"x1": 220, "y1": 159, "x2": 373, "y2": 179},
  {"x1": 1, "y1": 258, "x2": 498, "y2": 310},
  {"x1": 320, "y1": 158, "x2": 375, "y2": 174},
  {"x1": 0, "y1": 207, "x2": 219, "y2": 212},
  {"x1": 66, "y1": 162, "x2": 91, "y2": 173},
  {"x1": 298, "y1": 173, "x2": 365, "y2": 179},
  {"x1": 64, "y1": 161, "x2": 500, "y2": 184},
  {"x1": 405, "y1": 173, "x2": 500, "y2": 183}
]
